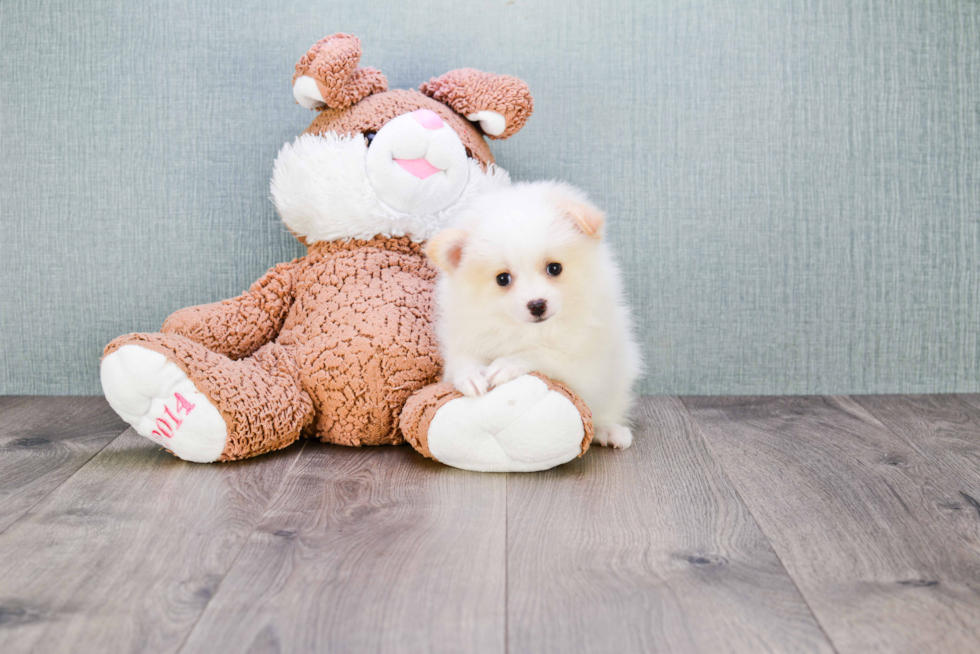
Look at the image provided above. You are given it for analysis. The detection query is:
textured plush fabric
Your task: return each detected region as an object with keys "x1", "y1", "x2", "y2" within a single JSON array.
[
  {"x1": 399, "y1": 381, "x2": 460, "y2": 460},
  {"x1": 161, "y1": 262, "x2": 297, "y2": 361},
  {"x1": 304, "y1": 89, "x2": 495, "y2": 167},
  {"x1": 106, "y1": 236, "x2": 443, "y2": 453},
  {"x1": 104, "y1": 334, "x2": 313, "y2": 461},
  {"x1": 420, "y1": 68, "x2": 533, "y2": 139},
  {"x1": 292, "y1": 34, "x2": 387, "y2": 109},
  {"x1": 3, "y1": 1, "x2": 980, "y2": 395}
]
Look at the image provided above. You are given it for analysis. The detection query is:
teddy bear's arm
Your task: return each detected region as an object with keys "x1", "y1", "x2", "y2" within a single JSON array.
[{"x1": 160, "y1": 261, "x2": 298, "y2": 360}]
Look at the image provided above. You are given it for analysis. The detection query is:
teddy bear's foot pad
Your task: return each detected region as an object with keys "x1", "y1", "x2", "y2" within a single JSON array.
[
  {"x1": 426, "y1": 375, "x2": 585, "y2": 472},
  {"x1": 101, "y1": 345, "x2": 227, "y2": 462}
]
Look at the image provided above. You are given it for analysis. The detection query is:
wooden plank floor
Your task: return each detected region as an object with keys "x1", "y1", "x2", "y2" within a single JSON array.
[{"x1": 0, "y1": 395, "x2": 978, "y2": 654}]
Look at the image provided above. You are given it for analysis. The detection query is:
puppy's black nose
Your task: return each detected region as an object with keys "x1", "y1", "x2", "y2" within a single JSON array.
[{"x1": 527, "y1": 299, "x2": 547, "y2": 318}]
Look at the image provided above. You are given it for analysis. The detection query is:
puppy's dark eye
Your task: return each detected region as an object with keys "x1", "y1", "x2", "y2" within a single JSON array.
[
  {"x1": 546, "y1": 262, "x2": 562, "y2": 276},
  {"x1": 364, "y1": 131, "x2": 376, "y2": 146},
  {"x1": 496, "y1": 272, "x2": 512, "y2": 287}
]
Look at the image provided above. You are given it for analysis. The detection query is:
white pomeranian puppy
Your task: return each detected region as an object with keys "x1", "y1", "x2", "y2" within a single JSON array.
[{"x1": 425, "y1": 181, "x2": 642, "y2": 449}]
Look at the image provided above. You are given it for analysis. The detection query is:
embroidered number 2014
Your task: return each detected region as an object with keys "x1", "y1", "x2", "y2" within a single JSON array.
[{"x1": 152, "y1": 393, "x2": 196, "y2": 440}]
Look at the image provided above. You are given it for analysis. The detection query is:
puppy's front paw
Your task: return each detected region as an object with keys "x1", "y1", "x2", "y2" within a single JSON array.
[
  {"x1": 595, "y1": 424, "x2": 633, "y2": 449},
  {"x1": 453, "y1": 368, "x2": 489, "y2": 397},
  {"x1": 485, "y1": 357, "x2": 530, "y2": 388}
]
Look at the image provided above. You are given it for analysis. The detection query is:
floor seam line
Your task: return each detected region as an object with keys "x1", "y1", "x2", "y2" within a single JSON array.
[
  {"x1": 174, "y1": 439, "x2": 310, "y2": 654},
  {"x1": 852, "y1": 393, "x2": 980, "y2": 472},
  {"x1": 845, "y1": 394, "x2": 980, "y2": 638},
  {"x1": 677, "y1": 396, "x2": 843, "y2": 654},
  {"x1": 0, "y1": 424, "x2": 130, "y2": 540}
]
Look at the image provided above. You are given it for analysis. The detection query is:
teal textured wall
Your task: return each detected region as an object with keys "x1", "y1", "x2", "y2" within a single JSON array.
[{"x1": 1, "y1": 0, "x2": 978, "y2": 395}]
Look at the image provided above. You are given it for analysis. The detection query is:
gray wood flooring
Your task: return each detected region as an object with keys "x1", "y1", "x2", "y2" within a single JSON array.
[{"x1": 0, "y1": 395, "x2": 977, "y2": 654}]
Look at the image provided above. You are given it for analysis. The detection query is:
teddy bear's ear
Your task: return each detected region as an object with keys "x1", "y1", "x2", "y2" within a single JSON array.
[
  {"x1": 419, "y1": 68, "x2": 533, "y2": 139},
  {"x1": 292, "y1": 34, "x2": 387, "y2": 110},
  {"x1": 425, "y1": 229, "x2": 469, "y2": 272}
]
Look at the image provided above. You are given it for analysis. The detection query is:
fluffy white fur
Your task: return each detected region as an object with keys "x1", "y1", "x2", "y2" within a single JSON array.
[
  {"x1": 428, "y1": 181, "x2": 643, "y2": 449},
  {"x1": 271, "y1": 131, "x2": 509, "y2": 244}
]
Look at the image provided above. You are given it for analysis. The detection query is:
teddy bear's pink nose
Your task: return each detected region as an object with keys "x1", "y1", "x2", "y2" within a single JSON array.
[{"x1": 412, "y1": 109, "x2": 443, "y2": 130}]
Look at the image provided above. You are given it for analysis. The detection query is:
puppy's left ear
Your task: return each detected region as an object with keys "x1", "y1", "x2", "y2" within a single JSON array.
[
  {"x1": 550, "y1": 185, "x2": 605, "y2": 239},
  {"x1": 420, "y1": 69, "x2": 532, "y2": 139},
  {"x1": 426, "y1": 229, "x2": 469, "y2": 272}
]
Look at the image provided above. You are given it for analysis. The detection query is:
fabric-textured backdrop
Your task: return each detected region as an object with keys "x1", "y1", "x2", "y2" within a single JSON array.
[{"x1": 1, "y1": 0, "x2": 978, "y2": 395}]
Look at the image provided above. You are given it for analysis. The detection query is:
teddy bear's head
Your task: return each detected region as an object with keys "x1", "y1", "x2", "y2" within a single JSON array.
[{"x1": 270, "y1": 34, "x2": 533, "y2": 245}]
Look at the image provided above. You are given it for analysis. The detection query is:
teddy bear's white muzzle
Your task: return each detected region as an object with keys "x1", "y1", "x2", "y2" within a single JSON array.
[{"x1": 365, "y1": 110, "x2": 470, "y2": 214}]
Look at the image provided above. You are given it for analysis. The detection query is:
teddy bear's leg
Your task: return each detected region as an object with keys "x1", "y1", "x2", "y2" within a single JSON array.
[
  {"x1": 101, "y1": 333, "x2": 314, "y2": 462},
  {"x1": 399, "y1": 373, "x2": 593, "y2": 472}
]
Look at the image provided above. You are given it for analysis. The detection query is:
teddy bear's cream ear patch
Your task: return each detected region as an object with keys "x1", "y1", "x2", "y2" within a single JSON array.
[
  {"x1": 293, "y1": 76, "x2": 327, "y2": 109},
  {"x1": 425, "y1": 229, "x2": 469, "y2": 272},
  {"x1": 292, "y1": 34, "x2": 387, "y2": 110},
  {"x1": 466, "y1": 111, "x2": 507, "y2": 137},
  {"x1": 419, "y1": 68, "x2": 533, "y2": 139}
]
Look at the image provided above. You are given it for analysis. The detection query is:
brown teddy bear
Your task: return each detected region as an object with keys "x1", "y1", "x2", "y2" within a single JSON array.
[{"x1": 100, "y1": 34, "x2": 593, "y2": 471}]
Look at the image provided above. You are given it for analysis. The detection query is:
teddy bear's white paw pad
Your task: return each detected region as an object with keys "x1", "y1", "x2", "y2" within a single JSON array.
[
  {"x1": 595, "y1": 424, "x2": 633, "y2": 449},
  {"x1": 101, "y1": 345, "x2": 227, "y2": 462},
  {"x1": 427, "y1": 375, "x2": 585, "y2": 472}
]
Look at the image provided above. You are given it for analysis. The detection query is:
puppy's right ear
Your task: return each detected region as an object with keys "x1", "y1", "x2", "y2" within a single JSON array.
[{"x1": 425, "y1": 229, "x2": 468, "y2": 272}]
